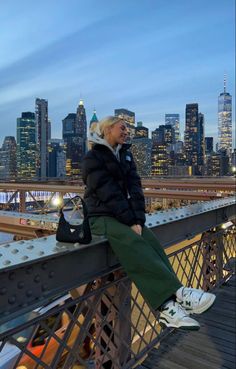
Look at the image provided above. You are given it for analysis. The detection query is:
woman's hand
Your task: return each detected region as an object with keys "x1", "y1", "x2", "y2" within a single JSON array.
[{"x1": 131, "y1": 224, "x2": 142, "y2": 236}]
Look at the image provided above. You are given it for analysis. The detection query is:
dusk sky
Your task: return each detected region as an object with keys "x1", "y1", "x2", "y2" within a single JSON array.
[{"x1": 0, "y1": 0, "x2": 235, "y2": 147}]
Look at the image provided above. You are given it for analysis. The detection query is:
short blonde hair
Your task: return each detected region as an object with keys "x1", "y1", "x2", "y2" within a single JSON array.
[{"x1": 90, "y1": 116, "x2": 124, "y2": 138}]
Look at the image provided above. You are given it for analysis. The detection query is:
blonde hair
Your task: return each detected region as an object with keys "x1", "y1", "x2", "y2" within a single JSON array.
[{"x1": 90, "y1": 116, "x2": 124, "y2": 138}]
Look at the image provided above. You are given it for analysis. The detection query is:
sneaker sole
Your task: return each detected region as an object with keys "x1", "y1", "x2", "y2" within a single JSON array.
[
  {"x1": 159, "y1": 321, "x2": 200, "y2": 331},
  {"x1": 178, "y1": 294, "x2": 216, "y2": 314}
]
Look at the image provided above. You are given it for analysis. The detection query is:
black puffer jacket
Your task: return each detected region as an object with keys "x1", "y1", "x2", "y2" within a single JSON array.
[{"x1": 82, "y1": 143, "x2": 146, "y2": 227}]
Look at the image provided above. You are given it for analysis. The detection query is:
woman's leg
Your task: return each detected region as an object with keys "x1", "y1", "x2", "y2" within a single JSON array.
[
  {"x1": 89, "y1": 216, "x2": 182, "y2": 311},
  {"x1": 141, "y1": 226, "x2": 176, "y2": 275}
]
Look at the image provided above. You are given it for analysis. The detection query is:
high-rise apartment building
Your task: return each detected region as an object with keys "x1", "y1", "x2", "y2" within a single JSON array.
[
  {"x1": 16, "y1": 112, "x2": 37, "y2": 178},
  {"x1": 0, "y1": 136, "x2": 17, "y2": 179},
  {"x1": 35, "y1": 98, "x2": 49, "y2": 178},
  {"x1": 218, "y1": 77, "x2": 232, "y2": 155},
  {"x1": 165, "y1": 114, "x2": 180, "y2": 141},
  {"x1": 114, "y1": 108, "x2": 135, "y2": 140}
]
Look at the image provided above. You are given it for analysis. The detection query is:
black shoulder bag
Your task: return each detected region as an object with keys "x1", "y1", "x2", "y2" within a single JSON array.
[{"x1": 56, "y1": 195, "x2": 92, "y2": 244}]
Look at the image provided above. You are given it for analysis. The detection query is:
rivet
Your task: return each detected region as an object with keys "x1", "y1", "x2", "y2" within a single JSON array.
[
  {"x1": 0, "y1": 287, "x2": 7, "y2": 295},
  {"x1": 27, "y1": 245, "x2": 34, "y2": 250},
  {"x1": 3, "y1": 260, "x2": 11, "y2": 266},
  {"x1": 0, "y1": 253, "x2": 2, "y2": 257},
  {"x1": 156, "y1": 221, "x2": 160, "y2": 224},
  {"x1": 17, "y1": 281, "x2": 24, "y2": 289},
  {"x1": 8, "y1": 296, "x2": 16, "y2": 304},
  {"x1": 148, "y1": 223, "x2": 152, "y2": 226},
  {"x1": 22, "y1": 256, "x2": 29, "y2": 261},
  {"x1": 11, "y1": 249, "x2": 19, "y2": 254},
  {"x1": 38, "y1": 251, "x2": 45, "y2": 256},
  {"x1": 4, "y1": 244, "x2": 10, "y2": 248}
]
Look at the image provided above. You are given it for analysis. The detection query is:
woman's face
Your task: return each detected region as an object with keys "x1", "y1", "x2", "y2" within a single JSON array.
[{"x1": 106, "y1": 120, "x2": 128, "y2": 146}]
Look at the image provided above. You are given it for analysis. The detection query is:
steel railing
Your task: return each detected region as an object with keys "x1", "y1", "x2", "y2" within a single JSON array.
[{"x1": 0, "y1": 198, "x2": 235, "y2": 369}]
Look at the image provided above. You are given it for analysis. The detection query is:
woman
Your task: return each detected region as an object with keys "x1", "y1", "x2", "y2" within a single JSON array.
[{"x1": 82, "y1": 116, "x2": 216, "y2": 330}]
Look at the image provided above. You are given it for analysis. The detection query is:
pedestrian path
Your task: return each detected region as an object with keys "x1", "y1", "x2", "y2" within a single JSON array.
[{"x1": 139, "y1": 275, "x2": 236, "y2": 369}]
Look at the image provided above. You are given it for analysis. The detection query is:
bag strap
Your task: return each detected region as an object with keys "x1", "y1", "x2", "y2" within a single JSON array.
[{"x1": 59, "y1": 195, "x2": 88, "y2": 217}]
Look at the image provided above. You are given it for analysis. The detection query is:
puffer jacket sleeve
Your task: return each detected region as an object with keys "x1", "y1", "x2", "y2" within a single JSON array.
[
  {"x1": 82, "y1": 151, "x2": 136, "y2": 226},
  {"x1": 127, "y1": 155, "x2": 146, "y2": 227}
]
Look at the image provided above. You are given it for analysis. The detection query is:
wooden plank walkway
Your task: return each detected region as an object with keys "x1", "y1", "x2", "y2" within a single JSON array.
[{"x1": 140, "y1": 275, "x2": 236, "y2": 369}]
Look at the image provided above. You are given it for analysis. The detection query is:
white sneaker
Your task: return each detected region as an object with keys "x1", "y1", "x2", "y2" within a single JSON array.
[
  {"x1": 176, "y1": 287, "x2": 216, "y2": 314},
  {"x1": 159, "y1": 301, "x2": 200, "y2": 330}
]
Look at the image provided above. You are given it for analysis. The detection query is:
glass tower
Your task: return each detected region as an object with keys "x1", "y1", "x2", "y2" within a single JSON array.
[
  {"x1": 16, "y1": 112, "x2": 37, "y2": 178},
  {"x1": 218, "y1": 77, "x2": 232, "y2": 155}
]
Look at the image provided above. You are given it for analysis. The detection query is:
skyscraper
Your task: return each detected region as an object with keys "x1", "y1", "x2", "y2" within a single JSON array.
[
  {"x1": 16, "y1": 112, "x2": 37, "y2": 178},
  {"x1": 35, "y1": 98, "x2": 49, "y2": 178},
  {"x1": 62, "y1": 100, "x2": 88, "y2": 177},
  {"x1": 198, "y1": 112, "x2": 205, "y2": 172},
  {"x1": 165, "y1": 114, "x2": 180, "y2": 141},
  {"x1": 0, "y1": 136, "x2": 17, "y2": 179},
  {"x1": 184, "y1": 103, "x2": 200, "y2": 175},
  {"x1": 218, "y1": 77, "x2": 232, "y2": 155}
]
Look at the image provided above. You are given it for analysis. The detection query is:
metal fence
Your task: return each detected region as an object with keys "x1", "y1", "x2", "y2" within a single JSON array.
[{"x1": 0, "y1": 200, "x2": 235, "y2": 369}]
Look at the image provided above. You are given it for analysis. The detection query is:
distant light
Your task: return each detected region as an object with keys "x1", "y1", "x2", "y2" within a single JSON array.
[
  {"x1": 221, "y1": 221, "x2": 233, "y2": 229},
  {"x1": 51, "y1": 197, "x2": 62, "y2": 207},
  {"x1": 232, "y1": 166, "x2": 236, "y2": 173}
]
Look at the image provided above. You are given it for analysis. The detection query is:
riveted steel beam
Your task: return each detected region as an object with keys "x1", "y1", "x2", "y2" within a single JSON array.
[{"x1": 0, "y1": 197, "x2": 235, "y2": 325}]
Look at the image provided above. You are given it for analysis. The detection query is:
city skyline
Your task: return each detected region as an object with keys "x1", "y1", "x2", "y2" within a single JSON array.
[{"x1": 0, "y1": 0, "x2": 235, "y2": 146}]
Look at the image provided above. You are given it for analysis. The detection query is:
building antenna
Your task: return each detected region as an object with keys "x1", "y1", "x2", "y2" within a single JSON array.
[{"x1": 224, "y1": 74, "x2": 227, "y2": 93}]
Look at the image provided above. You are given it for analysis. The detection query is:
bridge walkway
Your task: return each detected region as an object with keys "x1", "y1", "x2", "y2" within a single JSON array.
[{"x1": 139, "y1": 275, "x2": 236, "y2": 369}]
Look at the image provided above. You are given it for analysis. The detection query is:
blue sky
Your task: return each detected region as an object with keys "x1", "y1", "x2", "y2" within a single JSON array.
[{"x1": 0, "y1": 0, "x2": 235, "y2": 147}]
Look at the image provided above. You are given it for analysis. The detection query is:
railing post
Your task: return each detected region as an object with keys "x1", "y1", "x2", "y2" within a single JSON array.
[{"x1": 19, "y1": 190, "x2": 26, "y2": 213}]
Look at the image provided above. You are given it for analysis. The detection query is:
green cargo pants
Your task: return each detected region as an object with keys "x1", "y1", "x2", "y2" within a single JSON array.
[{"x1": 89, "y1": 216, "x2": 182, "y2": 310}]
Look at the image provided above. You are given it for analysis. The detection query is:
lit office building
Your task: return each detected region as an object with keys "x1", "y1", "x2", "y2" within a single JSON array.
[
  {"x1": 62, "y1": 100, "x2": 88, "y2": 177},
  {"x1": 165, "y1": 114, "x2": 180, "y2": 141},
  {"x1": 151, "y1": 144, "x2": 169, "y2": 176},
  {"x1": 218, "y1": 77, "x2": 232, "y2": 156},
  {"x1": 16, "y1": 112, "x2": 37, "y2": 178},
  {"x1": 35, "y1": 98, "x2": 50, "y2": 178},
  {"x1": 131, "y1": 137, "x2": 152, "y2": 177},
  {"x1": 0, "y1": 136, "x2": 17, "y2": 179}
]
